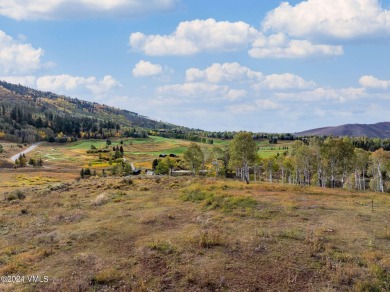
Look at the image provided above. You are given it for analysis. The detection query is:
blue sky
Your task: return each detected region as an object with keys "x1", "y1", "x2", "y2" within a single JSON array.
[{"x1": 1, "y1": 0, "x2": 390, "y2": 133}]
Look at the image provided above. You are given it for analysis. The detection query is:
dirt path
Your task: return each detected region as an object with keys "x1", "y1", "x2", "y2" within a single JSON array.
[{"x1": 10, "y1": 142, "x2": 44, "y2": 162}]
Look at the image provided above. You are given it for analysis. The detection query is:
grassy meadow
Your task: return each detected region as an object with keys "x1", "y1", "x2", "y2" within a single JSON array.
[
  {"x1": 1, "y1": 136, "x2": 291, "y2": 171},
  {"x1": 0, "y1": 137, "x2": 389, "y2": 291},
  {"x1": 0, "y1": 176, "x2": 389, "y2": 291}
]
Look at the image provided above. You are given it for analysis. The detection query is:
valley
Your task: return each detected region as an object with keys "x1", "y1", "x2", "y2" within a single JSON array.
[{"x1": 0, "y1": 137, "x2": 389, "y2": 291}]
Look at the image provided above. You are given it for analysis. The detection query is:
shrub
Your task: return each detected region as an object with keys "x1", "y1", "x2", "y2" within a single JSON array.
[
  {"x1": 48, "y1": 183, "x2": 69, "y2": 191},
  {"x1": 92, "y1": 193, "x2": 109, "y2": 206},
  {"x1": 181, "y1": 189, "x2": 208, "y2": 203},
  {"x1": 149, "y1": 240, "x2": 176, "y2": 254},
  {"x1": 5, "y1": 190, "x2": 26, "y2": 201},
  {"x1": 198, "y1": 230, "x2": 223, "y2": 248},
  {"x1": 181, "y1": 189, "x2": 258, "y2": 214},
  {"x1": 120, "y1": 177, "x2": 133, "y2": 185},
  {"x1": 91, "y1": 268, "x2": 121, "y2": 285},
  {"x1": 15, "y1": 190, "x2": 26, "y2": 200},
  {"x1": 5, "y1": 193, "x2": 17, "y2": 201}
]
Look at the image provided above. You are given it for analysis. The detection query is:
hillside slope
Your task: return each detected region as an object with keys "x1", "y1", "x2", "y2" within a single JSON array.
[
  {"x1": 0, "y1": 80, "x2": 188, "y2": 143},
  {"x1": 0, "y1": 80, "x2": 179, "y2": 130},
  {"x1": 296, "y1": 122, "x2": 390, "y2": 138},
  {"x1": 0, "y1": 176, "x2": 389, "y2": 291}
]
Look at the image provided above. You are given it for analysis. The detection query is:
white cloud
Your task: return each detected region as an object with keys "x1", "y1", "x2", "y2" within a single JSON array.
[
  {"x1": 0, "y1": 30, "x2": 44, "y2": 74},
  {"x1": 87, "y1": 75, "x2": 121, "y2": 95},
  {"x1": 0, "y1": 0, "x2": 179, "y2": 20},
  {"x1": 0, "y1": 75, "x2": 36, "y2": 87},
  {"x1": 227, "y1": 99, "x2": 281, "y2": 113},
  {"x1": 359, "y1": 75, "x2": 390, "y2": 89},
  {"x1": 0, "y1": 73, "x2": 121, "y2": 99},
  {"x1": 186, "y1": 62, "x2": 263, "y2": 83},
  {"x1": 129, "y1": 18, "x2": 259, "y2": 56},
  {"x1": 130, "y1": 17, "x2": 345, "y2": 59},
  {"x1": 157, "y1": 82, "x2": 246, "y2": 101},
  {"x1": 275, "y1": 87, "x2": 366, "y2": 103},
  {"x1": 263, "y1": 0, "x2": 390, "y2": 40},
  {"x1": 132, "y1": 60, "x2": 163, "y2": 77},
  {"x1": 34, "y1": 74, "x2": 121, "y2": 96},
  {"x1": 249, "y1": 33, "x2": 343, "y2": 59},
  {"x1": 254, "y1": 73, "x2": 317, "y2": 90},
  {"x1": 37, "y1": 74, "x2": 95, "y2": 91},
  {"x1": 184, "y1": 62, "x2": 316, "y2": 91}
]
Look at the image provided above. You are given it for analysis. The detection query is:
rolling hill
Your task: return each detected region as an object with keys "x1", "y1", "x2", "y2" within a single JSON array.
[
  {"x1": 0, "y1": 80, "x2": 179, "y2": 130},
  {"x1": 0, "y1": 80, "x2": 193, "y2": 144},
  {"x1": 295, "y1": 122, "x2": 390, "y2": 138}
]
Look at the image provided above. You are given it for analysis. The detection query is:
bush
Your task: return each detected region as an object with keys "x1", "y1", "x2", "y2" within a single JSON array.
[
  {"x1": 155, "y1": 159, "x2": 169, "y2": 175},
  {"x1": 91, "y1": 268, "x2": 121, "y2": 285},
  {"x1": 120, "y1": 177, "x2": 133, "y2": 185},
  {"x1": 181, "y1": 189, "x2": 258, "y2": 213},
  {"x1": 92, "y1": 193, "x2": 109, "y2": 206},
  {"x1": 181, "y1": 189, "x2": 208, "y2": 203},
  {"x1": 15, "y1": 190, "x2": 26, "y2": 200},
  {"x1": 5, "y1": 193, "x2": 17, "y2": 201},
  {"x1": 4, "y1": 190, "x2": 26, "y2": 201},
  {"x1": 149, "y1": 240, "x2": 176, "y2": 254},
  {"x1": 48, "y1": 183, "x2": 69, "y2": 191},
  {"x1": 198, "y1": 230, "x2": 223, "y2": 248}
]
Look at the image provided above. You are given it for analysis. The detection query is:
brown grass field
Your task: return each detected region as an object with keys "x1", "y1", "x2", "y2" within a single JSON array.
[
  {"x1": 0, "y1": 175, "x2": 389, "y2": 291},
  {"x1": 0, "y1": 139, "x2": 389, "y2": 291}
]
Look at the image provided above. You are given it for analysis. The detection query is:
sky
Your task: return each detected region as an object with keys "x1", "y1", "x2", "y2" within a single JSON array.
[{"x1": 0, "y1": 0, "x2": 390, "y2": 133}]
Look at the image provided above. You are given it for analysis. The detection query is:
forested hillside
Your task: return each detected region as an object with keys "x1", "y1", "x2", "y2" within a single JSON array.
[{"x1": 0, "y1": 80, "x2": 183, "y2": 143}]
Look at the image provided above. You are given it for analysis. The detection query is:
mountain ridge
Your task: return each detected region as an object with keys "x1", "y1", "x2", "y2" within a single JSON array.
[{"x1": 295, "y1": 122, "x2": 390, "y2": 138}]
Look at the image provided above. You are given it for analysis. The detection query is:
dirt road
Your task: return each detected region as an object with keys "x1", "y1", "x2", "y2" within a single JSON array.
[{"x1": 10, "y1": 142, "x2": 44, "y2": 162}]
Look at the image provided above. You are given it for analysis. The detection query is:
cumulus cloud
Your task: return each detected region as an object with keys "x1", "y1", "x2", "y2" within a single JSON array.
[
  {"x1": 226, "y1": 99, "x2": 281, "y2": 113},
  {"x1": 359, "y1": 75, "x2": 390, "y2": 89},
  {"x1": 36, "y1": 74, "x2": 94, "y2": 92},
  {"x1": 184, "y1": 62, "x2": 316, "y2": 91},
  {"x1": 1, "y1": 73, "x2": 121, "y2": 98},
  {"x1": 0, "y1": 0, "x2": 179, "y2": 20},
  {"x1": 130, "y1": 18, "x2": 259, "y2": 55},
  {"x1": 30, "y1": 74, "x2": 120, "y2": 97},
  {"x1": 249, "y1": 33, "x2": 343, "y2": 59},
  {"x1": 0, "y1": 30, "x2": 44, "y2": 74},
  {"x1": 0, "y1": 75, "x2": 36, "y2": 87},
  {"x1": 86, "y1": 75, "x2": 121, "y2": 95},
  {"x1": 186, "y1": 62, "x2": 263, "y2": 83},
  {"x1": 275, "y1": 87, "x2": 366, "y2": 103},
  {"x1": 263, "y1": 0, "x2": 390, "y2": 40},
  {"x1": 132, "y1": 60, "x2": 163, "y2": 77},
  {"x1": 157, "y1": 82, "x2": 246, "y2": 101},
  {"x1": 130, "y1": 18, "x2": 343, "y2": 59},
  {"x1": 254, "y1": 73, "x2": 317, "y2": 90}
]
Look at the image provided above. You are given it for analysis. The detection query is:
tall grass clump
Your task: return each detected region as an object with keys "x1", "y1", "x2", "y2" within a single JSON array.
[{"x1": 181, "y1": 188, "x2": 258, "y2": 213}]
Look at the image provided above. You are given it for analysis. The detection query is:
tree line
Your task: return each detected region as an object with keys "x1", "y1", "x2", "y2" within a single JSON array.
[
  {"x1": 166, "y1": 133, "x2": 390, "y2": 192},
  {"x1": 0, "y1": 100, "x2": 141, "y2": 143}
]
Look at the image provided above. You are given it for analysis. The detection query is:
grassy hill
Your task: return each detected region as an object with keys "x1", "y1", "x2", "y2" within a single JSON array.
[{"x1": 296, "y1": 122, "x2": 390, "y2": 138}]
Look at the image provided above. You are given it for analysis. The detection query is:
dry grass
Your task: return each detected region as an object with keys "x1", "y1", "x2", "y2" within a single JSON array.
[{"x1": 0, "y1": 171, "x2": 389, "y2": 291}]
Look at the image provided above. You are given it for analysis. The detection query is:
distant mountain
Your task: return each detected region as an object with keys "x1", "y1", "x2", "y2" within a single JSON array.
[{"x1": 295, "y1": 122, "x2": 390, "y2": 138}]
